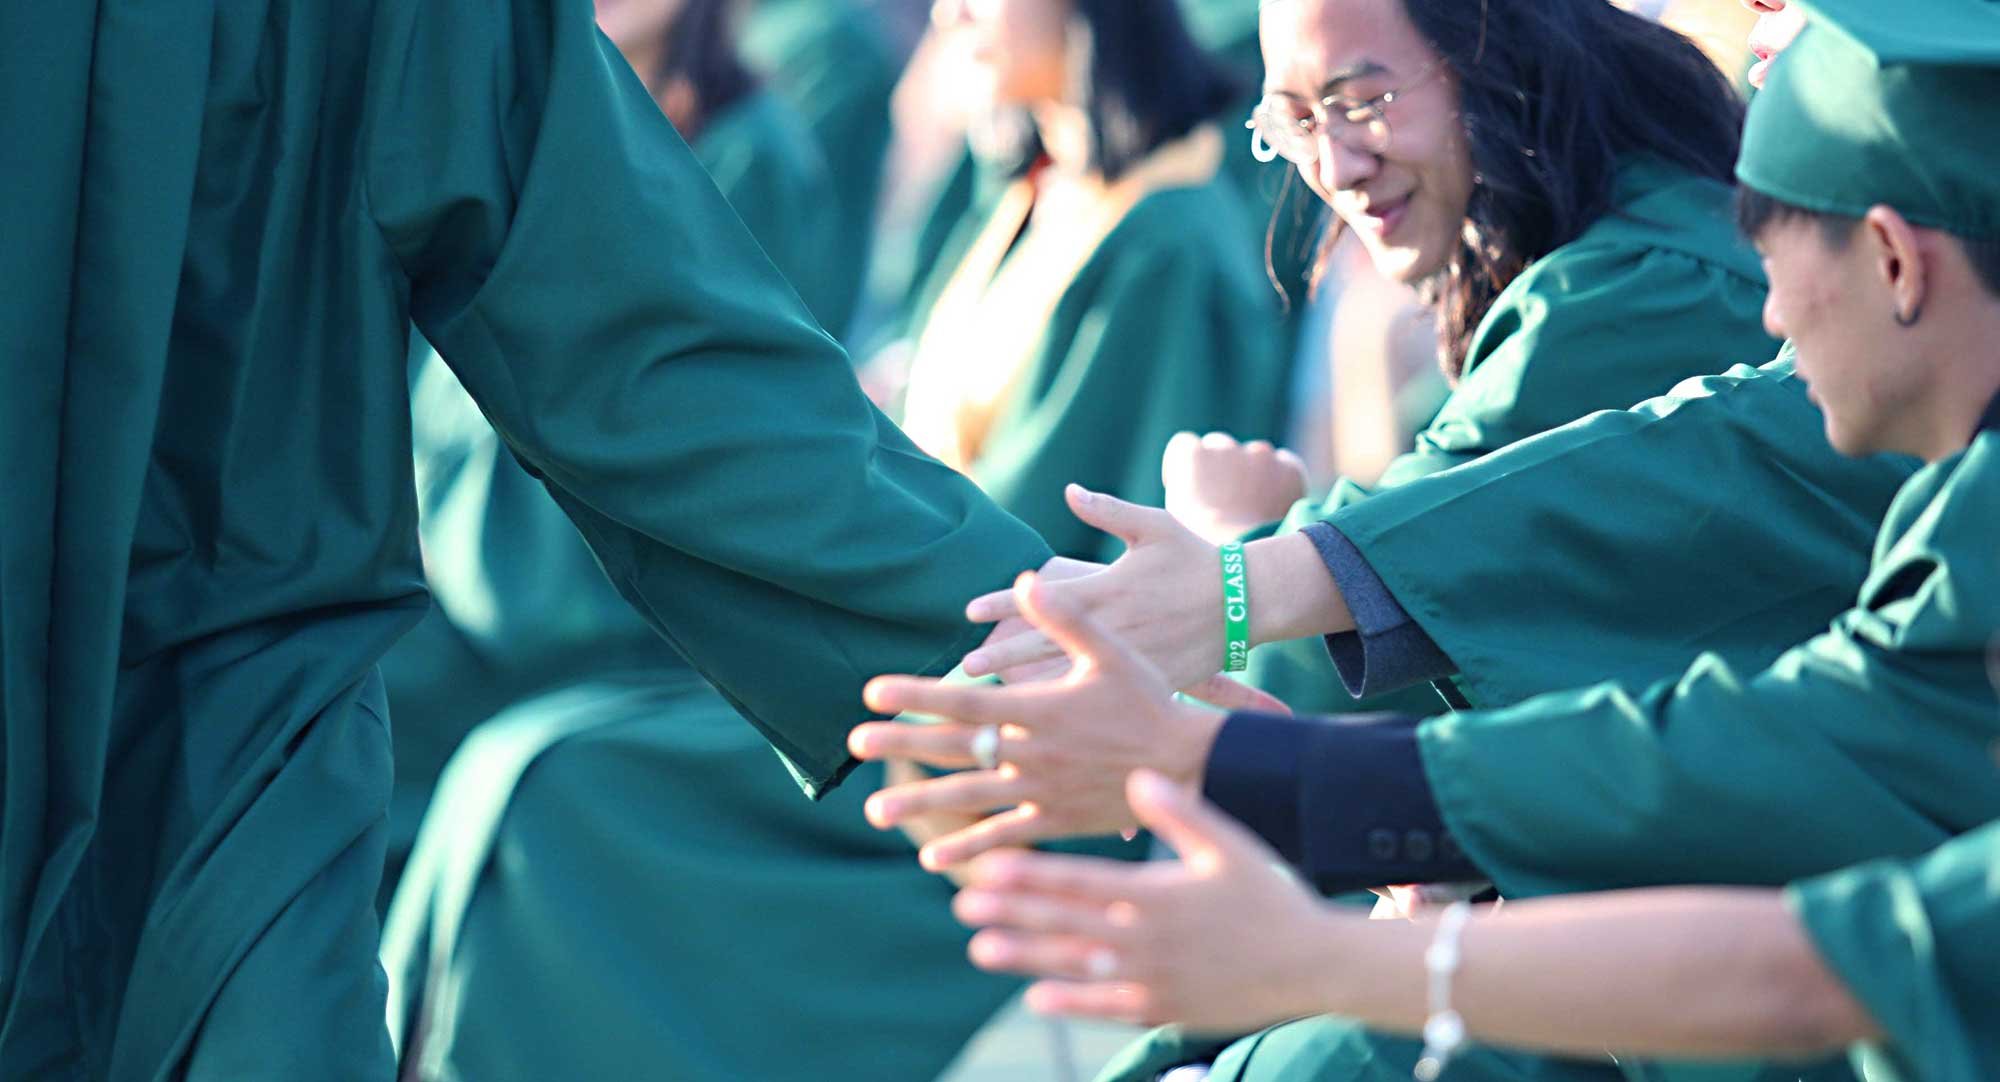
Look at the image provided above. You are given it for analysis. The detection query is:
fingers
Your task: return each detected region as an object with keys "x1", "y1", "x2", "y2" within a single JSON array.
[
  {"x1": 968, "y1": 929, "x2": 1125, "y2": 984},
  {"x1": 918, "y1": 804, "x2": 1053, "y2": 870},
  {"x1": 864, "y1": 769, "x2": 1026, "y2": 829},
  {"x1": 1065, "y1": 484, "x2": 1176, "y2": 548},
  {"x1": 966, "y1": 557, "x2": 1102, "y2": 624},
  {"x1": 1126, "y1": 770, "x2": 1268, "y2": 870},
  {"x1": 954, "y1": 887, "x2": 1129, "y2": 942},
  {"x1": 965, "y1": 587, "x2": 1022, "y2": 624},
  {"x1": 849, "y1": 720, "x2": 990, "y2": 766},
  {"x1": 960, "y1": 847, "x2": 1145, "y2": 900},
  {"x1": 1275, "y1": 447, "x2": 1309, "y2": 477},
  {"x1": 1023, "y1": 980, "x2": 1151, "y2": 1025},
  {"x1": 1012, "y1": 573, "x2": 1136, "y2": 677},
  {"x1": 962, "y1": 627, "x2": 1064, "y2": 678},
  {"x1": 862, "y1": 675, "x2": 1017, "y2": 727},
  {"x1": 1183, "y1": 674, "x2": 1293, "y2": 715}
]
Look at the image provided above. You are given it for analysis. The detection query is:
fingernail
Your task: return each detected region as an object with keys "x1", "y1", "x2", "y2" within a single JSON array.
[
  {"x1": 963, "y1": 652, "x2": 990, "y2": 675},
  {"x1": 1069, "y1": 484, "x2": 1093, "y2": 504},
  {"x1": 866, "y1": 796, "x2": 893, "y2": 827},
  {"x1": 970, "y1": 934, "x2": 1010, "y2": 966}
]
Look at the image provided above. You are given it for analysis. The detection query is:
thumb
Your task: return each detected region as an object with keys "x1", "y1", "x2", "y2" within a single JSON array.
[
  {"x1": 1125, "y1": 769, "x2": 1268, "y2": 872},
  {"x1": 1065, "y1": 484, "x2": 1172, "y2": 549}
]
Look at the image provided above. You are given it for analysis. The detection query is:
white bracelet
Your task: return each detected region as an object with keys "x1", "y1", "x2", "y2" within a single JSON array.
[{"x1": 1413, "y1": 900, "x2": 1473, "y2": 1081}]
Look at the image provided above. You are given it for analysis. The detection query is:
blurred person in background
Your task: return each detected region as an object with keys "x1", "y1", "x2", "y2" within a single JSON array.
[{"x1": 898, "y1": 0, "x2": 1293, "y2": 565}]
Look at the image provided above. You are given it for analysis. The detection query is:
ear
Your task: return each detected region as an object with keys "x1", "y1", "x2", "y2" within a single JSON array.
[{"x1": 1864, "y1": 205, "x2": 1929, "y2": 326}]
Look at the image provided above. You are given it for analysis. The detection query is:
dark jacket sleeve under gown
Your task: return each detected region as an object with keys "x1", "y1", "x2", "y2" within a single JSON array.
[{"x1": 1, "y1": 3, "x2": 1046, "y2": 1080}]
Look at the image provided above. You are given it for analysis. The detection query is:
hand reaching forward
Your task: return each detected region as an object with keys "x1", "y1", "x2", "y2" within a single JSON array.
[
  {"x1": 959, "y1": 485, "x2": 1352, "y2": 694},
  {"x1": 850, "y1": 571, "x2": 1231, "y2": 870},
  {"x1": 1162, "y1": 431, "x2": 1310, "y2": 547},
  {"x1": 952, "y1": 770, "x2": 1338, "y2": 1031}
]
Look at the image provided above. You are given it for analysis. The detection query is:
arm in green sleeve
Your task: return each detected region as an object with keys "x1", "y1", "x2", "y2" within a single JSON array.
[
  {"x1": 363, "y1": 0, "x2": 1049, "y2": 795},
  {"x1": 1329, "y1": 357, "x2": 1916, "y2": 708},
  {"x1": 1788, "y1": 818, "x2": 2000, "y2": 1081}
]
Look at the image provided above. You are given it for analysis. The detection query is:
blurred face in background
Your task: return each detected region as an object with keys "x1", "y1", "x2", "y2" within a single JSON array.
[
  {"x1": 595, "y1": 0, "x2": 686, "y2": 61},
  {"x1": 932, "y1": 0, "x2": 1072, "y2": 108},
  {"x1": 1742, "y1": 0, "x2": 1807, "y2": 88},
  {"x1": 1257, "y1": 0, "x2": 1475, "y2": 284}
]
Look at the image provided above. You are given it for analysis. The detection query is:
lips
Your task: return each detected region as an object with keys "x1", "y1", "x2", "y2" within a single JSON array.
[{"x1": 1353, "y1": 195, "x2": 1411, "y2": 240}]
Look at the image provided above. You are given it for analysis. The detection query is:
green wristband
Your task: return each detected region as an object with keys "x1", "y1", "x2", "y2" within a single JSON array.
[{"x1": 1220, "y1": 541, "x2": 1250, "y2": 673}]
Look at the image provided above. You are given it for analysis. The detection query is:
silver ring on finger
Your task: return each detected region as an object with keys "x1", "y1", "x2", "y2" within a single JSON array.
[{"x1": 970, "y1": 723, "x2": 1001, "y2": 771}]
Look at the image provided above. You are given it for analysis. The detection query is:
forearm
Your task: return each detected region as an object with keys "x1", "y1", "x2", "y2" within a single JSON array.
[
  {"x1": 1245, "y1": 532, "x2": 1353, "y2": 643},
  {"x1": 1310, "y1": 889, "x2": 1881, "y2": 1060}
]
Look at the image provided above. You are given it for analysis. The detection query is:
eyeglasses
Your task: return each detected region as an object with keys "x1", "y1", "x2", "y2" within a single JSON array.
[{"x1": 1246, "y1": 60, "x2": 1444, "y2": 165}]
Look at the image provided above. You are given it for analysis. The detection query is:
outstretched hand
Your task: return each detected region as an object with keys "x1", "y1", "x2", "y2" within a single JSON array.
[
  {"x1": 952, "y1": 770, "x2": 1341, "y2": 1031},
  {"x1": 850, "y1": 570, "x2": 1232, "y2": 870},
  {"x1": 960, "y1": 485, "x2": 1245, "y2": 696}
]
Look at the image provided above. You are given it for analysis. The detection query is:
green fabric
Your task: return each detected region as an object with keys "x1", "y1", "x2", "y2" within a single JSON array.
[
  {"x1": 381, "y1": 89, "x2": 842, "y2": 889},
  {"x1": 742, "y1": 0, "x2": 900, "y2": 337},
  {"x1": 377, "y1": 89, "x2": 1038, "y2": 1075},
  {"x1": 1333, "y1": 352, "x2": 1918, "y2": 709},
  {"x1": 1247, "y1": 160, "x2": 1781, "y2": 716},
  {"x1": 1791, "y1": 817, "x2": 2000, "y2": 1082},
  {"x1": 1421, "y1": 430, "x2": 2000, "y2": 897},
  {"x1": 956, "y1": 181, "x2": 1294, "y2": 563},
  {"x1": 383, "y1": 679, "x2": 1024, "y2": 1082},
  {"x1": 1, "y1": 2, "x2": 1049, "y2": 1077},
  {"x1": 697, "y1": 90, "x2": 846, "y2": 329},
  {"x1": 1736, "y1": 0, "x2": 2000, "y2": 239}
]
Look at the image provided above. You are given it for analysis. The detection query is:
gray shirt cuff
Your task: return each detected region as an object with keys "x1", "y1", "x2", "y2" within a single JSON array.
[{"x1": 1299, "y1": 521, "x2": 1457, "y2": 698}]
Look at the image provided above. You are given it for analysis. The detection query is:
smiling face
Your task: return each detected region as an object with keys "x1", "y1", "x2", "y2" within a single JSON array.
[
  {"x1": 1741, "y1": 0, "x2": 1807, "y2": 89},
  {"x1": 932, "y1": 0, "x2": 1071, "y2": 109},
  {"x1": 1259, "y1": 0, "x2": 1475, "y2": 284}
]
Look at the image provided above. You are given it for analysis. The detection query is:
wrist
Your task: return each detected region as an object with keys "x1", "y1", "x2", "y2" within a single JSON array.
[
  {"x1": 1244, "y1": 533, "x2": 1353, "y2": 645},
  {"x1": 1164, "y1": 698, "x2": 1229, "y2": 790}
]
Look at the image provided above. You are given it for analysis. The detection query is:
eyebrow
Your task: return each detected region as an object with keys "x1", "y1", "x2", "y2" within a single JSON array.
[{"x1": 1315, "y1": 60, "x2": 1390, "y2": 97}]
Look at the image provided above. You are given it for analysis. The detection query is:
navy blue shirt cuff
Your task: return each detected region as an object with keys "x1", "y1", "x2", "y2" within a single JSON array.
[
  {"x1": 1202, "y1": 711, "x2": 1482, "y2": 893},
  {"x1": 1299, "y1": 522, "x2": 1457, "y2": 699}
]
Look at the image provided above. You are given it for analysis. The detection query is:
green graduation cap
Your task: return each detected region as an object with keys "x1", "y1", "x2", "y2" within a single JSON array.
[{"x1": 1737, "y1": 0, "x2": 2000, "y2": 239}]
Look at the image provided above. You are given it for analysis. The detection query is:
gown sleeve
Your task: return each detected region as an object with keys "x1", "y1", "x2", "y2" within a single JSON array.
[
  {"x1": 361, "y1": 0, "x2": 1050, "y2": 795},
  {"x1": 1787, "y1": 819, "x2": 2000, "y2": 1082},
  {"x1": 1415, "y1": 438, "x2": 2000, "y2": 897},
  {"x1": 1322, "y1": 356, "x2": 1919, "y2": 708}
]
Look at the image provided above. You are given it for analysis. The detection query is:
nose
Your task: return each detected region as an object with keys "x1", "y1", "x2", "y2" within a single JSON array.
[
  {"x1": 1762, "y1": 288, "x2": 1788, "y2": 341},
  {"x1": 1314, "y1": 136, "x2": 1378, "y2": 196}
]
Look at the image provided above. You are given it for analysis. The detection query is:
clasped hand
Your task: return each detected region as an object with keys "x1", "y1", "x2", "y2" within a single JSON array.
[{"x1": 849, "y1": 568, "x2": 1234, "y2": 870}]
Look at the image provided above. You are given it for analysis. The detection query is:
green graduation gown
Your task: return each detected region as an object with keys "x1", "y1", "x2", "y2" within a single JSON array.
[
  {"x1": 1244, "y1": 158, "x2": 1782, "y2": 718},
  {"x1": 742, "y1": 0, "x2": 901, "y2": 339},
  {"x1": 0, "y1": 3, "x2": 1048, "y2": 1079},
  {"x1": 1791, "y1": 817, "x2": 2000, "y2": 1082},
  {"x1": 899, "y1": 130, "x2": 1293, "y2": 562},
  {"x1": 377, "y1": 91, "x2": 1025, "y2": 1082},
  {"x1": 1136, "y1": 412, "x2": 1997, "y2": 1082}
]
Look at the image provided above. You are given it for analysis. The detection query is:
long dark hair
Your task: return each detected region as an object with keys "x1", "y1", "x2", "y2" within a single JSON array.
[
  {"x1": 1309, "y1": 0, "x2": 1745, "y2": 380},
  {"x1": 644, "y1": 0, "x2": 759, "y2": 140},
  {"x1": 989, "y1": 0, "x2": 1239, "y2": 182}
]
